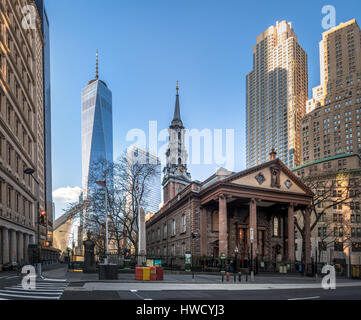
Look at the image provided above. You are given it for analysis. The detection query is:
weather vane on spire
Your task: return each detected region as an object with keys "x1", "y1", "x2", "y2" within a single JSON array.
[
  {"x1": 176, "y1": 80, "x2": 179, "y2": 94},
  {"x1": 95, "y1": 50, "x2": 99, "y2": 80}
]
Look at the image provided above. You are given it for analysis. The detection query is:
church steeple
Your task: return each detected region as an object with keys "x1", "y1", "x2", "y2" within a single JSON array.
[
  {"x1": 171, "y1": 81, "x2": 183, "y2": 128},
  {"x1": 162, "y1": 82, "x2": 191, "y2": 203}
]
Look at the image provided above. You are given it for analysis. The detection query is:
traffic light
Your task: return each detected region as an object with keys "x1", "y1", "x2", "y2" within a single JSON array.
[{"x1": 40, "y1": 210, "x2": 46, "y2": 225}]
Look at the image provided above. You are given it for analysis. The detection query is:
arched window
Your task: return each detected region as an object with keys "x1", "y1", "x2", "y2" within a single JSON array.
[
  {"x1": 273, "y1": 216, "x2": 280, "y2": 237},
  {"x1": 178, "y1": 132, "x2": 181, "y2": 141},
  {"x1": 178, "y1": 158, "x2": 182, "y2": 165}
]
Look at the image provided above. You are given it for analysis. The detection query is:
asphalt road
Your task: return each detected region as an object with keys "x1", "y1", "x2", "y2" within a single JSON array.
[
  {"x1": 1, "y1": 269, "x2": 361, "y2": 301},
  {"x1": 0, "y1": 271, "x2": 68, "y2": 300},
  {"x1": 60, "y1": 286, "x2": 361, "y2": 300}
]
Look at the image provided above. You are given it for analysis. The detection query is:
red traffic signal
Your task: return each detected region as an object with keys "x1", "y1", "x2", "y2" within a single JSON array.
[{"x1": 40, "y1": 210, "x2": 46, "y2": 216}]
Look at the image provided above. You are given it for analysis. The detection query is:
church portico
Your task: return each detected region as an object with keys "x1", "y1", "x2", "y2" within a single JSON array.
[{"x1": 200, "y1": 191, "x2": 311, "y2": 265}]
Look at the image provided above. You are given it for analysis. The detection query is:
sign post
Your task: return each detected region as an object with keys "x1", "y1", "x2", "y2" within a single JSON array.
[
  {"x1": 185, "y1": 252, "x2": 192, "y2": 272},
  {"x1": 250, "y1": 228, "x2": 255, "y2": 282}
]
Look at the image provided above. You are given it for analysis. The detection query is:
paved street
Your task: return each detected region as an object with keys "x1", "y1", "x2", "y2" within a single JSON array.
[
  {"x1": 1, "y1": 265, "x2": 361, "y2": 300},
  {"x1": 61, "y1": 286, "x2": 361, "y2": 300},
  {"x1": 0, "y1": 270, "x2": 68, "y2": 300}
]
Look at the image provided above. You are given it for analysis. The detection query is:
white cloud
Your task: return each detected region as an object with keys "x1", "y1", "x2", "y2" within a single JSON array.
[
  {"x1": 53, "y1": 186, "x2": 82, "y2": 203},
  {"x1": 53, "y1": 187, "x2": 82, "y2": 219}
]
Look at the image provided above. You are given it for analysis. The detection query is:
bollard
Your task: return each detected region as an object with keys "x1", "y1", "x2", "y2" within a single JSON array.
[
  {"x1": 234, "y1": 273, "x2": 236, "y2": 283},
  {"x1": 238, "y1": 272, "x2": 242, "y2": 283},
  {"x1": 226, "y1": 272, "x2": 230, "y2": 282},
  {"x1": 222, "y1": 274, "x2": 224, "y2": 282}
]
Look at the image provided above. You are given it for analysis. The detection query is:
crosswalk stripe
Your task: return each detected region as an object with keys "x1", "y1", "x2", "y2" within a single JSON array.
[
  {"x1": 42, "y1": 278, "x2": 67, "y2": 282},
  {"x1": 5, "y1": 287, "x2": 64, "y2": 293},
  {"x1": 0, "y1": 290, "x2": 61, "y2": 296},
  {"x1": 0, "y1": 292, "x2": 60, "y2": 300},
  {"x1": 0, "y1": 281, "x2": 68, "y2": 300},
  {"x1": 11, "y1": 286, "x2": 67, "y2": 290}
]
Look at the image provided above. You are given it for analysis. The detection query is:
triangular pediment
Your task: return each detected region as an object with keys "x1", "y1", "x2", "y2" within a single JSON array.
[{"x1": 226, "y1": 160, "x2": 312, "y2": 195}]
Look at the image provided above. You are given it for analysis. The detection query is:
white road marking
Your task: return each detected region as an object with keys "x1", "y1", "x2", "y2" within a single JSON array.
[
  {"x1": 130, "y1": 290, "x2": 148, "y2": 300},
  {"x1": 0, "y1": 292, "x2": 60, "y2": 300},
  {"x1": 0, "y1": 289, "x2": 61, "y2": 296},
  {"x1": 42, "y1": 278, "x2": 67, "y2": 282},
  {"x1": 288, "y1": 296, "x2": 321, "y2": 301},
  {"x1": 0, "y1": 281, "x2": 69, "y2": 300},
  {"x1": 5, "y1": 287, "x2": 64, "y2": 293}
]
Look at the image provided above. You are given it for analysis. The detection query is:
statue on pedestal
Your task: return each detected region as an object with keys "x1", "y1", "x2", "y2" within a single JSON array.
[{"x1": 83, "y1": 231, "x2": 96, "y2": 273}]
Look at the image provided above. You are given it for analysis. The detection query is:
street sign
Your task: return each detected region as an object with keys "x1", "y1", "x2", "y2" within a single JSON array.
[{"x1": 250, "y1": 228, "x2": 254, "y2": 243}]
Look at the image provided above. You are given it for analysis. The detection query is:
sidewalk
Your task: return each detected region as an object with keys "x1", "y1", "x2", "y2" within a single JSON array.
[{"x1": 42, "y1": 266, "x2": 361, "y2": 285}]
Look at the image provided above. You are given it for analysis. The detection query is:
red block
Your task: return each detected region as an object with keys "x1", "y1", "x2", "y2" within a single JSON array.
[
  {"x1": 135, "y1": 267, "x2": 143, "y2": 281},
  {"x1": 156, "y1": 267, "x2": 164, "y2": 281},
  {"x1": 150, "y1": 267, "x2": 157, "y2": 281}
]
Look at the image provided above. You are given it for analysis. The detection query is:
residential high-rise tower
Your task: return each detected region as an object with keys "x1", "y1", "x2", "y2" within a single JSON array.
[
  {"x1": 301, "y1": 19, "x2": 361, "y2": 163},
  {"x1": 246, "y1": 21, "x2": 308, "y2": 169}
]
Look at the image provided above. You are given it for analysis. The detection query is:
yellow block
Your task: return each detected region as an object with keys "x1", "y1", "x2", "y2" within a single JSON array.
[{"x1": 143, "y1": 267, "x2": 150, "y2": 281}]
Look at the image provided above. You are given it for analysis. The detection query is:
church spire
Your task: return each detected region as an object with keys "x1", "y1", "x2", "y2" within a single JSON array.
[
  {"x1": 95, "y1": 50, "x2": 99, "y2": 80},
  {"x1": 171, "y1": 81, "x2": 183, "y2": 128}
]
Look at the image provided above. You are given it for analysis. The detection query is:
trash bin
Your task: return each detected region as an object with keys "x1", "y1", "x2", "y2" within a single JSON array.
[
  {"x1": 156, "y1": 267, "x2": 164, "y2": 281},
  {"x1": 135, "y1": 267, "x2": 143, "y2": 281},
  {"x1": 99, "y1": 264, "x2": 118, "y2": 280},
  {"x1": 143, "y1": 267, "x2": 150, "y2": 281},
  {"x1": 150, "y1": 267, "x2": 157, "y2": 281}
]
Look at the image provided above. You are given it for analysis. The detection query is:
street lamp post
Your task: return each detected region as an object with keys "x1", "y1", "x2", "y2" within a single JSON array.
[
  {"x1": 24, "y1": 168, "x2": 42, "y2": 278},
  {"x1": 234, "y1": 247, "x2": 239, "y2": 274},
  {"x1": 96, "y1": 178, "x2": 109, "y2": 264},
  {"x1": 136, "y1": 196, "x2": 142, "y2": 267}
]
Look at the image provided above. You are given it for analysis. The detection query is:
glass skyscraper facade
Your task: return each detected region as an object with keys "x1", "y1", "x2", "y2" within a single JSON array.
[
  {"x1": 81, "y1": 62, "x2": 113, "y2": 198},
  {"x1": 127, "y1": 146, "x2": 162, "y2": 214}
]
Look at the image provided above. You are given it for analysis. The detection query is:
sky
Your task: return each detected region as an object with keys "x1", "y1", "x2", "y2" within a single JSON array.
[{"x1": 47, "y1": 0, "x2": 361, "y2": 219}]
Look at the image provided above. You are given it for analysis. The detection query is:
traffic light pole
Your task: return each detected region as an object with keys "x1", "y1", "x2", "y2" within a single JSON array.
[{"x1": 32, "y1": 175, "x2": 43, "y2": 278}]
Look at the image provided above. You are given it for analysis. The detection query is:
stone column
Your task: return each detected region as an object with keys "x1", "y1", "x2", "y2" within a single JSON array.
[
  {"x1": 249, "y1": 198, "x2": 257, "y2": 257},
  {"x1": 288, "y1": 204, "x2": 295, "y2": 263},
  {"x1": 219, "y1": 194, "x2": 228, "y2": 256},
  {"x1": 305, "y1": 206, "x2": 311, "y2": 269},
  {"x1": 17, "y1": 232, "x2": 24, "y2": 264},
  {"x1": 24, "y1": 234, "x2": 29, "y2": 264},
  {"x1": 2, "y1": 227, "x2": 9, "y2": 264},
  {"x1": 10, "y1": 229, "x2": 17, "y2": 262},
  {"x1": 200, "y1": 207, "x2": 208, "y2": 256}
]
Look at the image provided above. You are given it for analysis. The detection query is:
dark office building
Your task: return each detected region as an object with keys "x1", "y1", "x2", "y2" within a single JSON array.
[{"x1": 35, "y1": 0, "x2": 53, "y2": 244}]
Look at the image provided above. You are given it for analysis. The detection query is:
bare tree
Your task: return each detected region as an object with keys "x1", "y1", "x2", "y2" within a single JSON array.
[
  {"x1": 69, "y1": 151, "x2": 160, "y2": 255},
  {"x1": 296, "y1": 171, "x2": 353, "y2": 263},
  {"x1": 315, "y1": 214, "x2": 353, "y2": 263}
]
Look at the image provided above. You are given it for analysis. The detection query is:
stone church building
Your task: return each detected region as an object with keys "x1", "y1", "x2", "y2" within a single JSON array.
[{"x1": 146, "y1": 86, "x2": 314, "y2": 268}]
